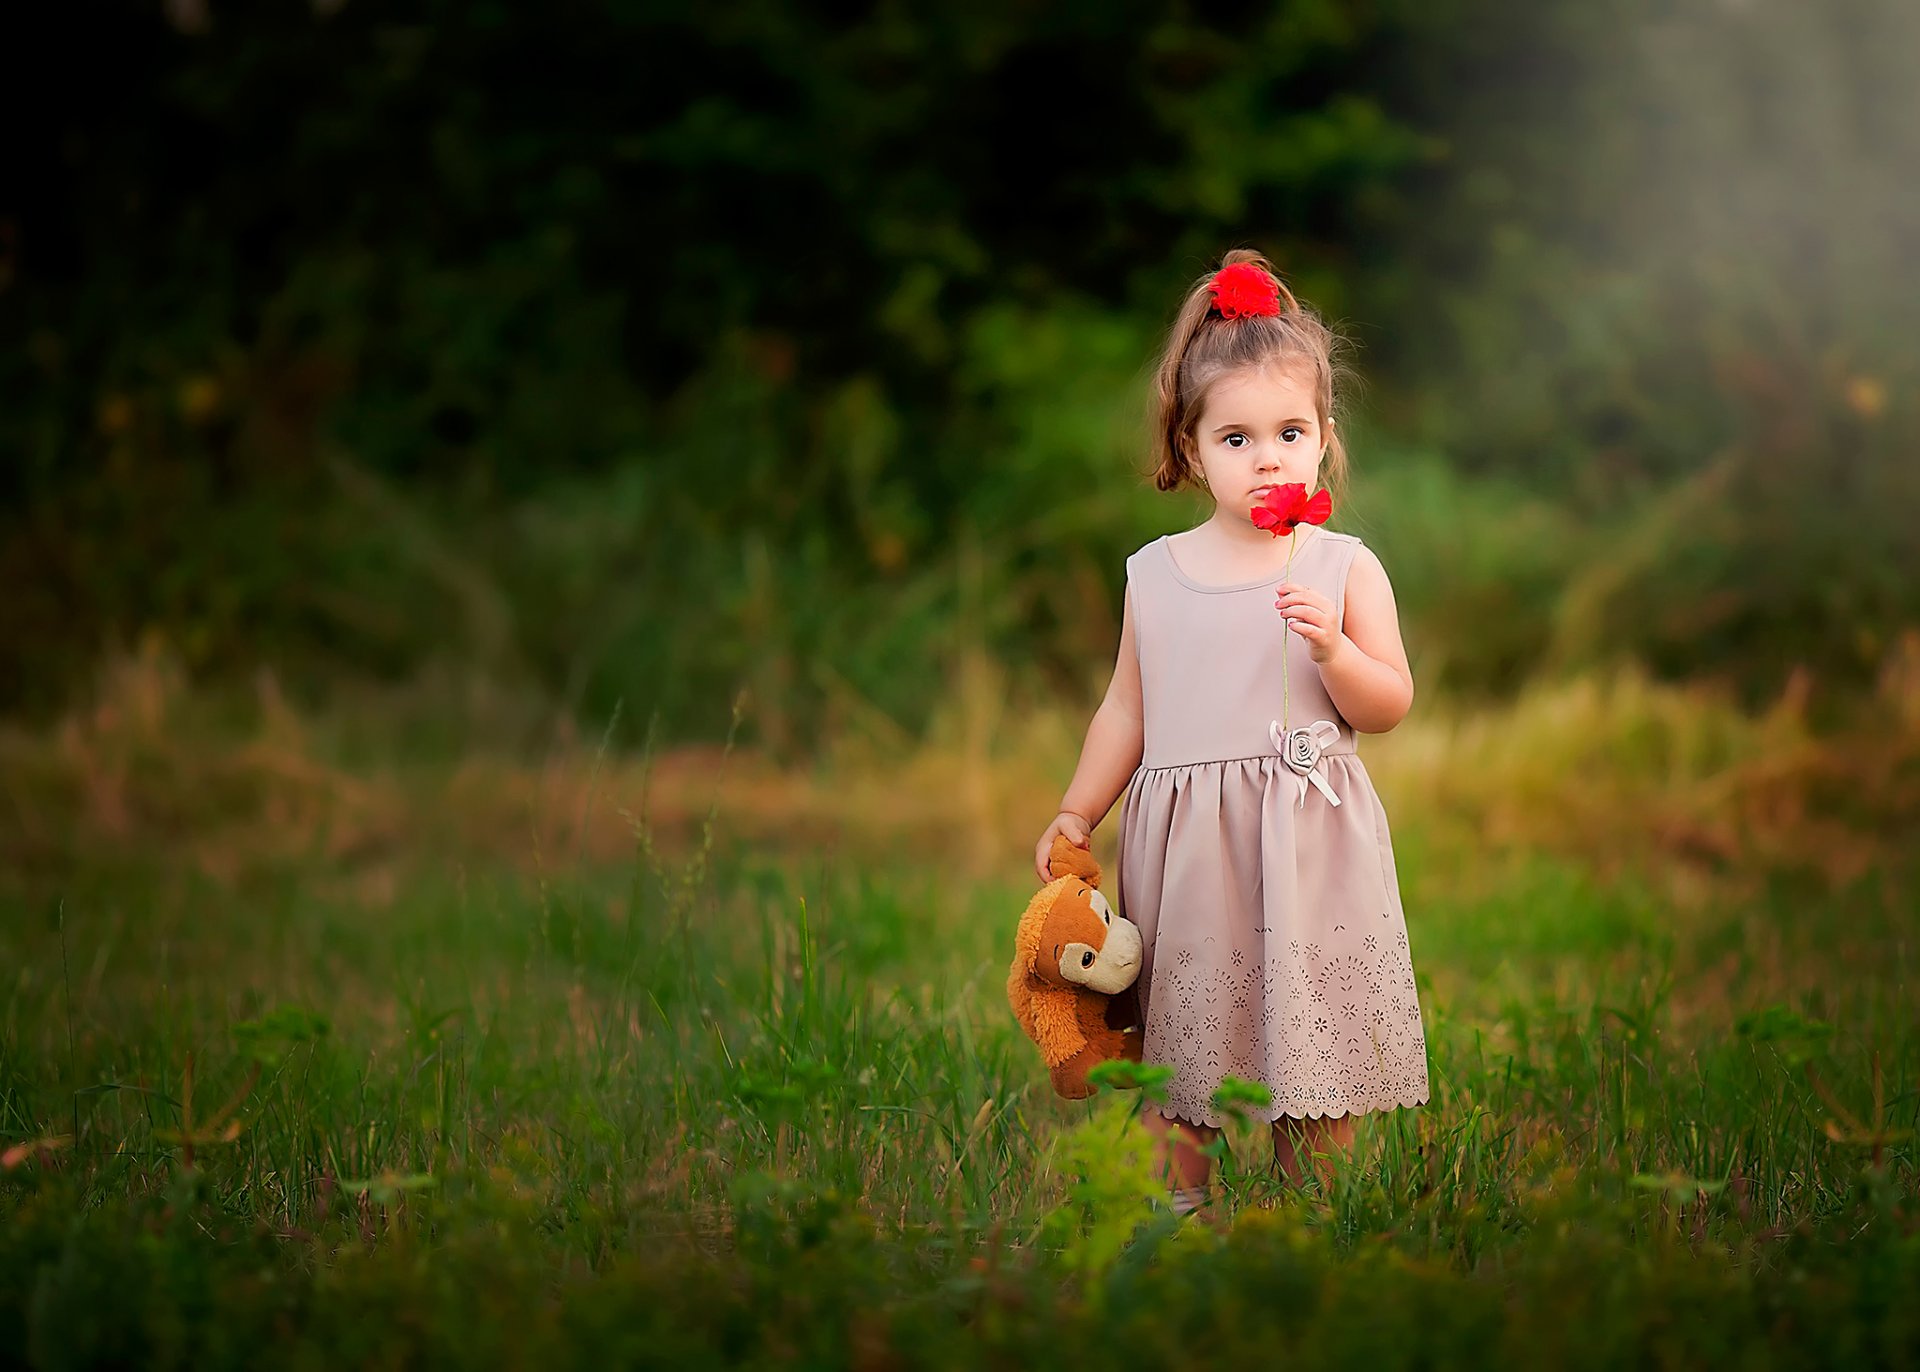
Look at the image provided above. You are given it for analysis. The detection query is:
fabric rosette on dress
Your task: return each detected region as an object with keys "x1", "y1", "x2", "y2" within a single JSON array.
[{"x1": 1270, "y1": 718, "x2": 1343, "y2": 808}]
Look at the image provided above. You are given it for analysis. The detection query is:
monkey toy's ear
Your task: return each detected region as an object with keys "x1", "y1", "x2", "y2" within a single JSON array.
[{"x1": 1046, "y1": 833, "x2": 1102, "y2": 888}]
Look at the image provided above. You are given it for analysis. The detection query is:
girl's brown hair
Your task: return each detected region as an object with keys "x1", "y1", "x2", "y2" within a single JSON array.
[{"x1": 1147, "y1": 248, "x2": 1354, "y2": 509}]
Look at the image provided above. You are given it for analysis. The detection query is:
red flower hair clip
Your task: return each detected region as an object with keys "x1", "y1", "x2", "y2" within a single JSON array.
[{"x1": 1208, "y1": 262, "x2": 1283, "y2": 320}]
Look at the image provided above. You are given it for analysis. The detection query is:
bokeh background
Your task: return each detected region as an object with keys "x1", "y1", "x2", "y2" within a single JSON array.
[
  {"x1": 10, "y1": 0, "x2": 1918, "y2": 745},
  {"x1": 3, "y1": 2, "x2": 1918, "y2": 1362}
]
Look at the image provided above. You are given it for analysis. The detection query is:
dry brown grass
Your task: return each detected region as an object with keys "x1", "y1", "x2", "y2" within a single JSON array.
[{"x1": 3, "y1": 631, "x2": 1916, "y2": 907}]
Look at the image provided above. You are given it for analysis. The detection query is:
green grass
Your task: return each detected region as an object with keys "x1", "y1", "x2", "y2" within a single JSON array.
[
  {"x1": 2, "y1": 683, "x2": 1917, "y2": 1367},
  {"x1": 5, "y1": 853, "x2": 1916, "y2": 1366}
]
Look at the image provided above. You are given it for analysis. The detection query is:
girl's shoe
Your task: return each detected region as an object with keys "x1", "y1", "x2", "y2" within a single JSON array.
[
  {"x1": 1169, "y1": 1185, "x2": 1208, "y2": 1216},
  {"x1": 1168, "y1": 1186, "x2": 1225, "y2": 1228}
]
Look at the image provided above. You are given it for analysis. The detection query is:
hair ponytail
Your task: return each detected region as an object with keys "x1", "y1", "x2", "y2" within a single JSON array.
[{"x1": 1148, "y1": 283, "x2": 1220, "y2": 493}]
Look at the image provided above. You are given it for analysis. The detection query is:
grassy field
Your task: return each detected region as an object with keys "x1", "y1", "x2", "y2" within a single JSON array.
[{"x1": 3, "y1": 643, "x2": 1917, "y2": 1367}]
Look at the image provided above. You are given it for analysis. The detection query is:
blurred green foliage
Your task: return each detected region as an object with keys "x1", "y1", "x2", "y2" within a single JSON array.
[{"x1": 4, "y1": 0, "x2": 1916, "y2": 747}]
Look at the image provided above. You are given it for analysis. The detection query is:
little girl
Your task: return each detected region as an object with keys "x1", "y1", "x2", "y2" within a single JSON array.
[{"x1": 1033, "y1": 249, "x2": 1431, "y2": 1221}]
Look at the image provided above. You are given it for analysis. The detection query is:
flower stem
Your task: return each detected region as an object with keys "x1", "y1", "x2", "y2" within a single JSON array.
[{"x1": 1282, "y1": 530, "x2": 1297, "y2": 732}]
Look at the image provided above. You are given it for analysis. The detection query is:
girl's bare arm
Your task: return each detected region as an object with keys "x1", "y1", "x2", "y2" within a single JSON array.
[
  {"x1": 1057, "y1": 583, "x2": 1146, "y2": 829},
  {"x1": 1315, "y1": 544, "x2": 1414, "y2": 732}
]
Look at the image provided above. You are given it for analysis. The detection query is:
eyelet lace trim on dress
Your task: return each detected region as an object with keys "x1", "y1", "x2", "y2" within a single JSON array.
[{"x1": 1142, "y1": 923, "x2": 1431, "y2": 1128}]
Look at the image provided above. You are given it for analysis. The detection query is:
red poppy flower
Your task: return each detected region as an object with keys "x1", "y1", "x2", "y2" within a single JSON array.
[
  {"x1": 1250, "y1": 482, "x2": 1333, "y2": 537},
  {"x1": 1209, "y1": 263, "x2": 1283, "y2": 320}
]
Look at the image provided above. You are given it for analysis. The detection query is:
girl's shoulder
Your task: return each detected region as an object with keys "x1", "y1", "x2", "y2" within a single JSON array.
[
  {"x1": 1316, "y1": 529, "x2": 1370, "y2": 584},
  {"x1": 1124, "y1": 534, "x2": 1168, "y2": 580}
]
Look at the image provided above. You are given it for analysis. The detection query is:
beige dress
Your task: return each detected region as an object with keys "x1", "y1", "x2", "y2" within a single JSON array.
[{"x1": 1114, "y1": 528, "x2": 1432, "y2": 1127}]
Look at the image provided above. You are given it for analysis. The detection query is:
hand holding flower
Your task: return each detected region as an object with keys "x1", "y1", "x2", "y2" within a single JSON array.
[
  {"x1": 1251, "y1": 482, "x2": 1337, "y2": 731},
  {"x1": 1274, "y1": 583, "x2": 1345, "y2": 666}
]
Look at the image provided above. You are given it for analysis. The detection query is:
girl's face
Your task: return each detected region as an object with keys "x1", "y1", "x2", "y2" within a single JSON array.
[{"x1": 1185, "y1": 364, "x2": 1329, "y2": 522}]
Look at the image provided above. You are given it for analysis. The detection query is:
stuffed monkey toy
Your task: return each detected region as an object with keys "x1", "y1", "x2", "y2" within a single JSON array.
[{"x1": 1006, "y1": 834, "x2": 1145, "y2": 1099}]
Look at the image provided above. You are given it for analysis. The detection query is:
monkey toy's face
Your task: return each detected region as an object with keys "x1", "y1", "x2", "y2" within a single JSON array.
[{"x1": 1036, "y1": 881, "x2": 1143, "y2": 994}]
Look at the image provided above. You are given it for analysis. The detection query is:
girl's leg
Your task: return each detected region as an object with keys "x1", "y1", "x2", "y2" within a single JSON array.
[
  {"x1": 1139, "y1": 1108, "x2": 1222, "y2": 1219},
  {"x1": 1271, "y1": 1112, "x2": 1356, "y2": 1190}
]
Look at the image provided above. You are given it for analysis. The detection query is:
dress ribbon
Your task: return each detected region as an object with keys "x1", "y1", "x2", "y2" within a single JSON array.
[{"x1": 1269, "y1": 718, "x2": 1343, "y2": 809}]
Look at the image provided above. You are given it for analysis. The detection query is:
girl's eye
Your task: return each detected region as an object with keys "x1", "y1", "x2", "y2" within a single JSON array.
[
  {"x1": 1282, "y1": 426, "x2": 1305, "y2": 443},
  {"x1": 1224, "y1": 433, "x2": 1249, "y2": 448}
]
